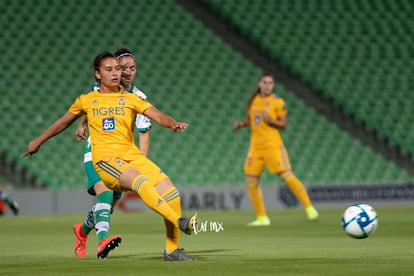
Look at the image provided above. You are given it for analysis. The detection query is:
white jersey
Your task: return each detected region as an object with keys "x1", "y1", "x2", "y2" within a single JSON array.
[
  {"x1": 130, "y1": 86, "x2": 152, "y2": 132},
  {"x1": 84, "y1": 83, "x2": 151, "y2": 161}
]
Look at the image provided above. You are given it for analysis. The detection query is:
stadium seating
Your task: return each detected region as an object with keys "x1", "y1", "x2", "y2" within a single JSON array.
[
  {"x1": 0, "y1": 0, "x2": 412, "y2": 189},
  {"x1": 202, "y1": 0, "x2": 414, "y2": 155}
]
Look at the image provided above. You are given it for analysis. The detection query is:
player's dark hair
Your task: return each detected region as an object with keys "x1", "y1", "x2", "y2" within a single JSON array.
[
  {"x1": 92, "y1": 51, "x2": 116, "y2": 83},
  {"x1": 114, "y1": 47, "x2": 136, "y2": 60},
  {"x1": 246, "y1": 72, "x2": 275, "y2": 112}
]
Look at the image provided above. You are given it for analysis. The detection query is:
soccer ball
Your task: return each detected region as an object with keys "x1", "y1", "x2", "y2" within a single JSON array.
[{"x1": 341, "y1": 204, "x2": 378, "y2": 239}]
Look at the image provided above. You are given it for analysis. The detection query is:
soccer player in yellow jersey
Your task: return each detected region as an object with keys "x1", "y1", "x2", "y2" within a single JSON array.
[
  {"x1": 22, "y1": 51, "x2": 196, "y2": 261},
  {"x1": 72, "y1": 48, "x2": 153, "y2": 259},
  {"x1": 234, "y1": 73, "x2": 318, "y2": 226}
]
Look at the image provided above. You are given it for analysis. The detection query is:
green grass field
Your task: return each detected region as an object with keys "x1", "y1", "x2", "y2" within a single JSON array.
[{"x1": 1, "y1": 207, "x2": 413, "y2": 275}]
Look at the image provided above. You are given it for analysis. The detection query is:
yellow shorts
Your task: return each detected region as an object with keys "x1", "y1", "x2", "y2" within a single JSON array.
[
  {"x1": 244, "y1": 145, "x2": 291, "y2": 175},
  {"x1": 94, "y1": 155, "x2": 168, "y2": 192}
]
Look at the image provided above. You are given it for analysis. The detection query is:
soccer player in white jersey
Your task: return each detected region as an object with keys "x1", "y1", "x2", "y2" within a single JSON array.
[
  {"x1": 73, "y1": 48, "x2": 152, "y2": 259},
  {"x1": 0, "y1": 188, "x2": 19, "y2": 216}
]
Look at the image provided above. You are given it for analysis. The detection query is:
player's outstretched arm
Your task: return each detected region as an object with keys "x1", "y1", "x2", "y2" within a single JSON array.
[
  {"x1": 233, "y1": 117, "x2": 250, "y2": 129},
  {"x1": 21, "y1": 112, "x2": 79, "y2": 157},
  {"x1": 143, "y1": 106, "x2": 188, "y2": 132}
]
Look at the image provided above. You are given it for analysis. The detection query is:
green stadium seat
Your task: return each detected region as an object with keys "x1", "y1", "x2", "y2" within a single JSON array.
[
  {"x1": 0, "y1": 0, "x2": 412, "y2": 189},
  {"x1": 202, "y1": 0, "x2": 414, "y2": 162}
]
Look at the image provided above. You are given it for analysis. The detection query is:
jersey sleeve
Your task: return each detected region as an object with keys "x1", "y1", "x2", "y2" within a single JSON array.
[
  {"x1": 133, "y1": 88, "x2": 148, "y2": 100},
  {"x1": 132, "y1": 88, "x2": 152, "y2": 132},
  {"x1": 276, "y1": 98, "x2": 287, "y2": 117},
  {"x1": 132, "y1": 93, "x2": 153, "y2": 114},
  {"x1": 135, "y1": 114, "x2": 152, "y2": 132},
  {"x1": 83, "y1": 136, "x2": 92, "y2": 162},
  {"x1": 69, "y1": 95, "x2": 85, "y2": 116}
]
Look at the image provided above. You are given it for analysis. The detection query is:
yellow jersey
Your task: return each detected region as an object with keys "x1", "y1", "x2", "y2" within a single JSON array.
[
  {"x1": 248, "y1": 93, "x2": 287, "y2": 149},
  {"x1": 69, "y1": 90, "x2": 152, "y2": 162}
]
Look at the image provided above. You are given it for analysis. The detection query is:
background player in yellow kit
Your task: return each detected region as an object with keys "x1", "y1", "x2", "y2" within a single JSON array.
[
  {"x1": 233, "y1": 72, "x2": 318, "y2": 226},
  {"x1": 22, "y1": 51, "x2": 196, "y2": 261}
]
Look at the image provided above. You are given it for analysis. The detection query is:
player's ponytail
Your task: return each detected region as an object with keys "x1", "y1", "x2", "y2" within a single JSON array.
[{"x1": 246, "y1": 87, "x2": 260, "y2": 113}]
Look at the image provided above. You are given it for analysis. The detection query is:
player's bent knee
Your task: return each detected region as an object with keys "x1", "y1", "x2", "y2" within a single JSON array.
[
  {"x1": 119, "y1": 167, "x2": 142, "y2": 190},
  {"x1": 94, "y1": 181, "x2": 112, "y2": 194},
  {"x1": 246, "y1": 174, "x2": 260, "y2": 185},
  {"x1": 154, "y1": 178, "x2": 173, "y2": 195},
  {"x1": 279, "y1": 170, "x2": 293, "y2": 180}
]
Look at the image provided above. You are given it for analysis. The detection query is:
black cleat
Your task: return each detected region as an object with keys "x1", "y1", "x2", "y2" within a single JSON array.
[
  {"x1": 9, "y1": 201, "x2": 19, "y2": 216},
  {"x1": 163, "y1": 248, "x2": 194, "y2": 261},
  {"x1": 178, "y1": 213, "x2": 197, "y2": 235}
]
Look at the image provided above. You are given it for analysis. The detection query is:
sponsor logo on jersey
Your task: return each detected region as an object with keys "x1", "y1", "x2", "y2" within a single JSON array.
[
  {"x1": 92, "y1": 99, "x2": 98, "y2": 104},
  {"x1": 102, "y1": 118, "x2": 116, "y2": 131},
  {"x1": 254, "y1": 116, "x2": 261, "y2": 124},
  {"x1": 118, "y1": 97, "x2": 126, "y2": 106}
]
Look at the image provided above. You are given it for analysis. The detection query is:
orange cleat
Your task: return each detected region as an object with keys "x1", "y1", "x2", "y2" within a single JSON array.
[{"x1": 73, "y1": 223, "x2": 88, "y2": 257}]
